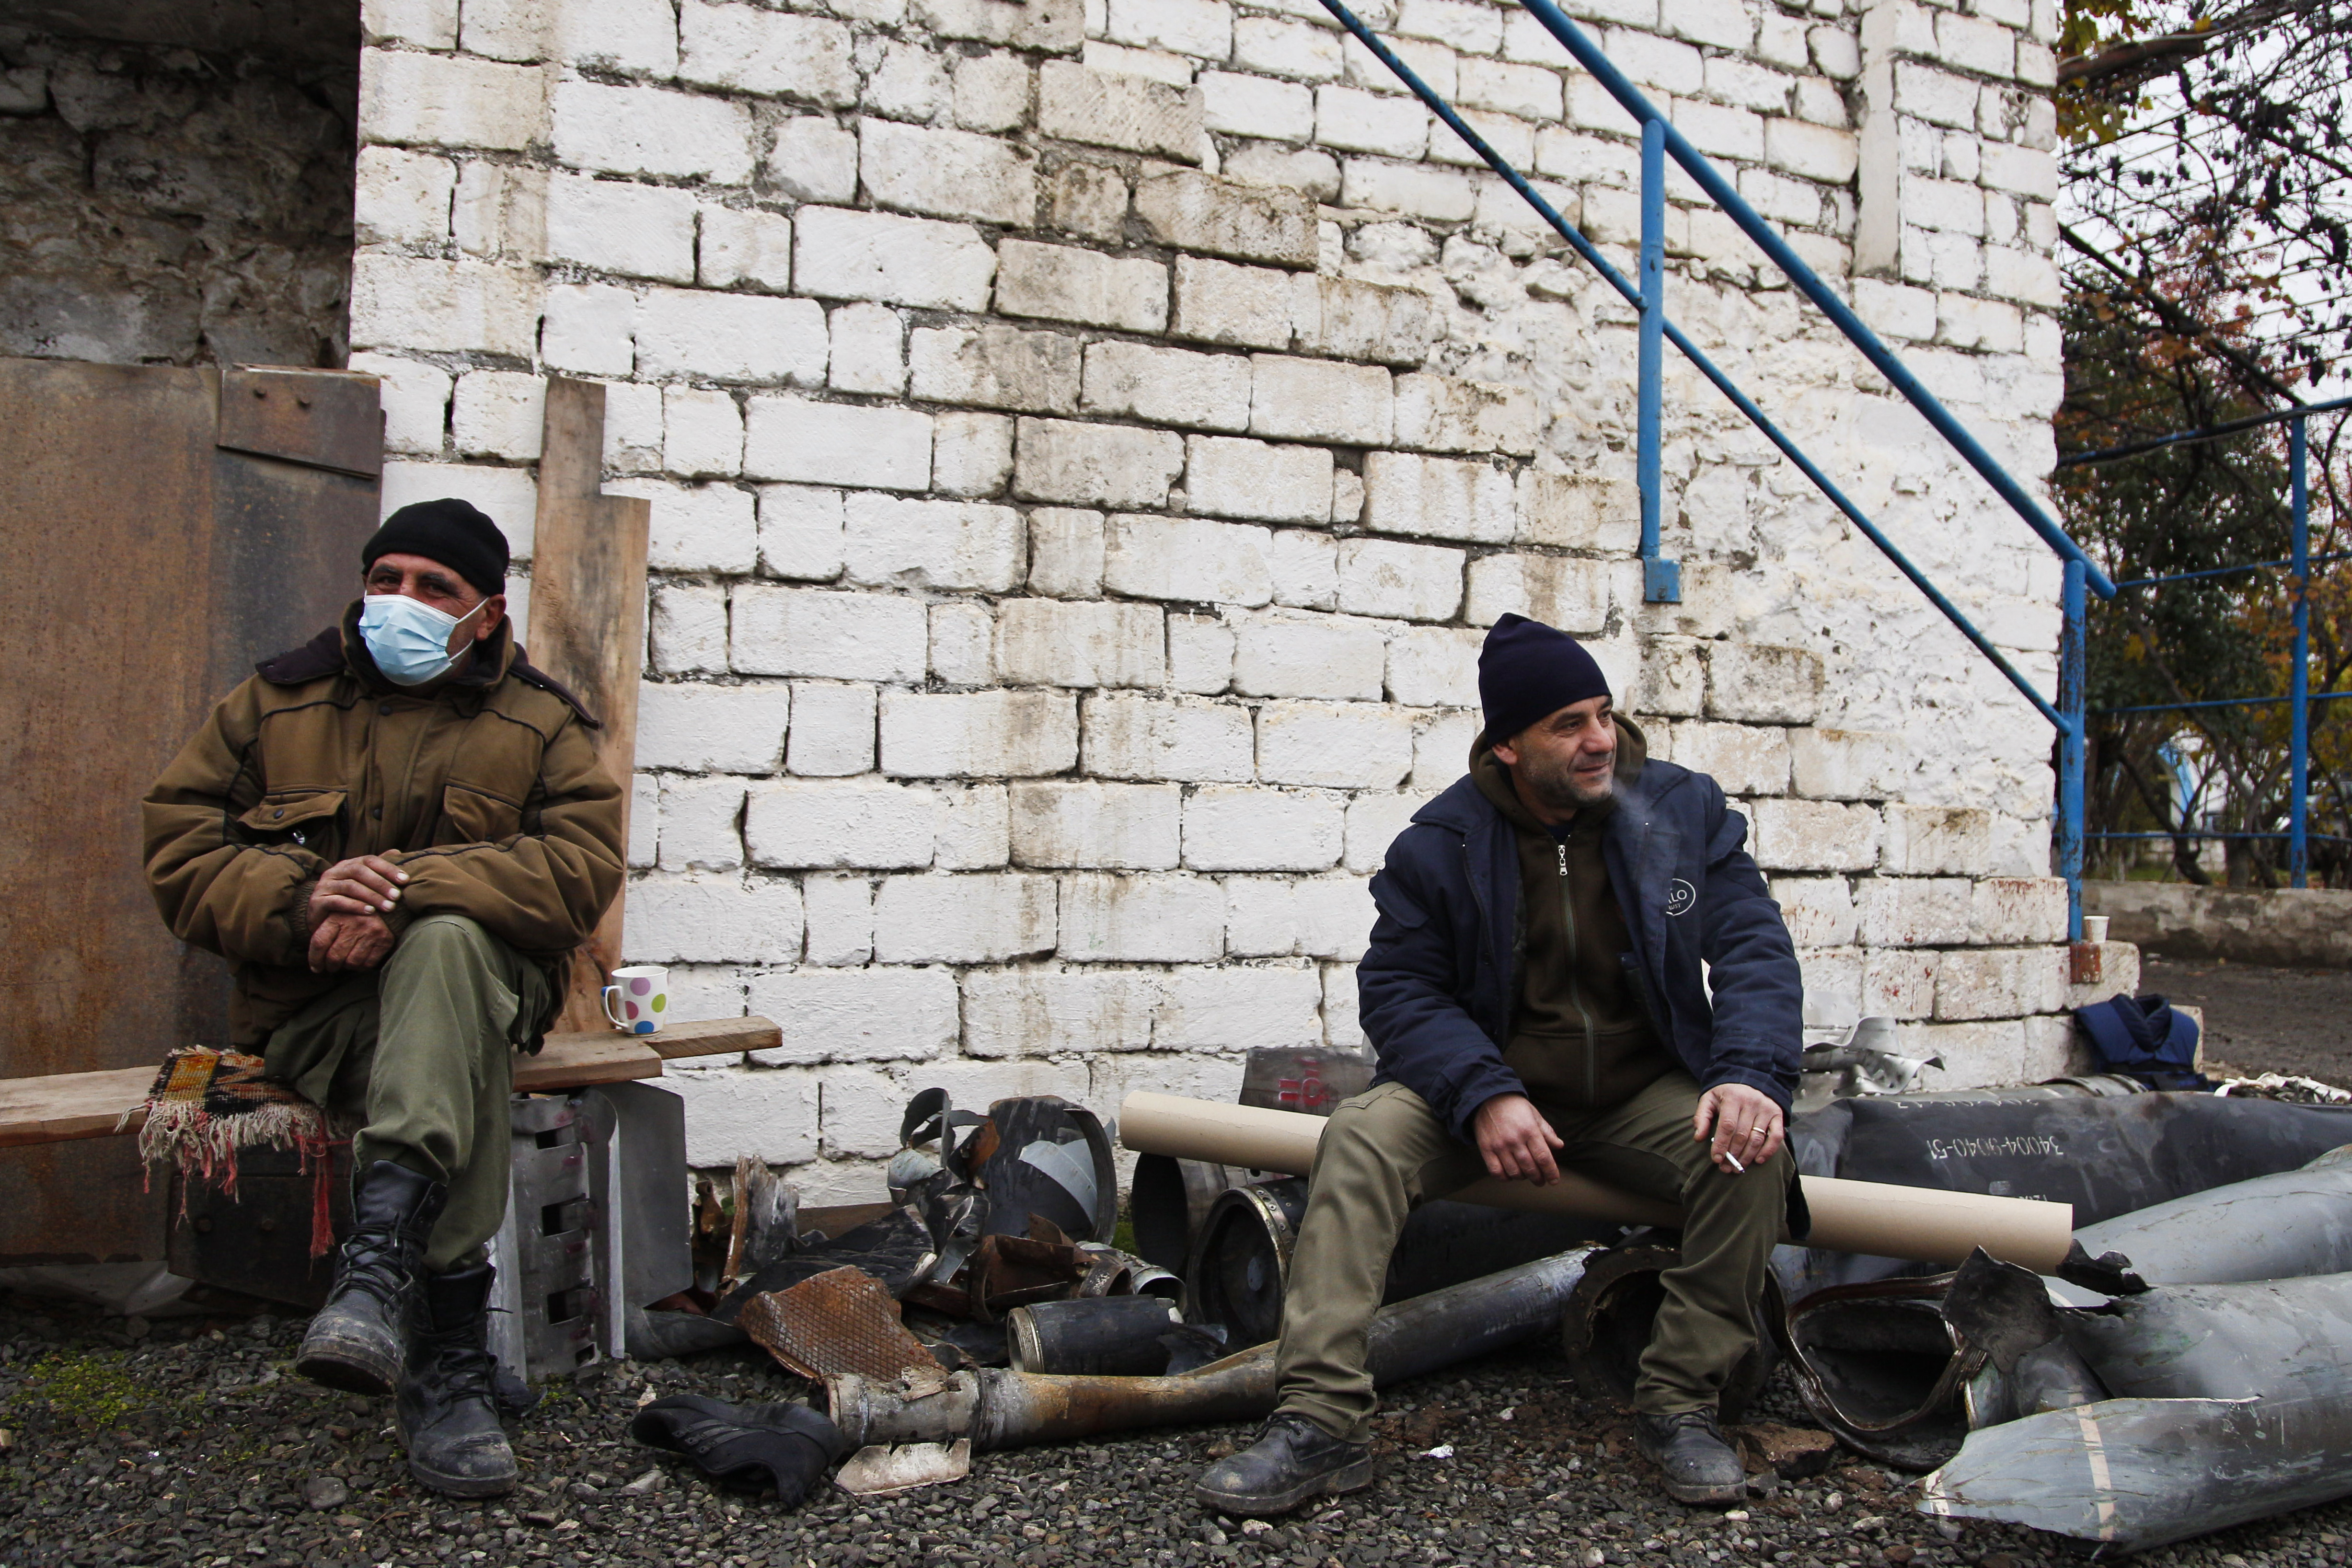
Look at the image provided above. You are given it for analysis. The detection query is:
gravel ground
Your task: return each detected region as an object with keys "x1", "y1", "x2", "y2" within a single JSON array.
[
  {"x1": 6, "y1": 1295, "x2": 2352, "y2": 1568},
  {"x1": 2142, "y1": 958, "x2": 2352, "y2": 1084},
  {"x1": 9, "y1": 963, "x2": 2352, "y2": 1568}
]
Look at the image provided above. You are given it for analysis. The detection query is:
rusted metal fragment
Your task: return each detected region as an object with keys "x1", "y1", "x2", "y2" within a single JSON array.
[
  {"x1": 1730, "y1": 1422, "x2": 1840, "y2": 1479},
  {"x1": 716, "y1": 1205, "x2": 940, "y2": 1325},
  {"x1": 1773, "y1": 1273, "x2": 1980, "y2": 1472},
  {"x1": 740, "y1": 1267, "x2": 942, "y2": 1385},
  {"x1": 217, "y1": 366, "x2": 383, "y2": 477},
  {"x1": 827, "y1": 1247, "x2": 1597, "y2": 1453},
  {"x1": 834, "y1": 1440, "x2": 971, "y2": 1497},
  {"x1": 968, "y1": 1234, "x2": 1085, "y2": 1321}
]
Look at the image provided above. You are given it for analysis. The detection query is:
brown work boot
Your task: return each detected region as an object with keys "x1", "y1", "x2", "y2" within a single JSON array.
[{"x1": 296, "y1": 1161, "x2": 446, "y2": 1396}]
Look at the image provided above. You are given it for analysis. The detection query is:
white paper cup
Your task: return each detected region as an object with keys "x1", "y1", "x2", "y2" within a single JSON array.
[{"x1": 2082, "y1": 915, "x2": 2110, "y2": 943}]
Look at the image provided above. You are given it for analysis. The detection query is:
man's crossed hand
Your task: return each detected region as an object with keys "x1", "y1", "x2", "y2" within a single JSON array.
[{"x1": 307, "y1": 854, "x2": 409, "y2": 973}]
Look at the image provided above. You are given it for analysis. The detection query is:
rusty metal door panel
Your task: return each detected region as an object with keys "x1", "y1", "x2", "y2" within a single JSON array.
[
  {"x1": 0, "y1": 357, "x2": 380, "y2": 1264},
  {"x1": 216, "y1": 366, "x2": 384, "y2": 479}
]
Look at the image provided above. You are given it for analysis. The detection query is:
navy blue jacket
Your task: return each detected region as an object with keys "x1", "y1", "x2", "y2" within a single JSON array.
[{"x1": 1358, "y1": 746, "x2": 1805, "y2": 1143}]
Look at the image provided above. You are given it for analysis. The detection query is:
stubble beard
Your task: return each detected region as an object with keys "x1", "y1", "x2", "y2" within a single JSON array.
[{"x1": 1518, "y1": 745, "x2": 1616, "y2": 813}]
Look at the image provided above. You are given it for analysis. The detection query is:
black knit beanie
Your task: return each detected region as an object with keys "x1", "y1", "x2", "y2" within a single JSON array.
[
  {"x1": 362, "y1": 498, "x2": 509, "y2": 599},
  {"x1": 1478, "y1": 612, "x2": 1612, "y2": 742}
]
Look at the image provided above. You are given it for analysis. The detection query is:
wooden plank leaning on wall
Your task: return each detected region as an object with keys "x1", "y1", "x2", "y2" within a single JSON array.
[{"x1": 528, "y1": 378, "x2": 655, "y2": 1034}]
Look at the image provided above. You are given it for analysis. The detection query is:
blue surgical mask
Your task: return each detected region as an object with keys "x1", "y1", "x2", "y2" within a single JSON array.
[{"x1": 358, "y1": 593, "x2": 484, "y2": 687}]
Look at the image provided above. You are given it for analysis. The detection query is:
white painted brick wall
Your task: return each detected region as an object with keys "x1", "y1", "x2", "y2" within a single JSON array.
[
  {"x1": 964, "y1": 968, "x2": 1160, "y2": 1057},
  {"x1": 842, "y1": 496, "x2": 1026, "y2": 593},
  {"x1": 1060, "y1": 873, "x2": 1226, "y2": 963},
  {"x1": 1016, "y1": 419, "x2": 1185, "y2": 509},
  {"x1": 746, "y1": 778, "x2": 938, "y2": 870},
  {"x1": 786, "y1": 682, "x2": 877, "y2": 777},
  {"x1": 745, "y1": 396, "x2": 934, "y2": 492},
  {"x1": 1103, "y1": 514, "x2": 1272, "y2": 606},
  {"x1": 1184, "y1": 786, "x2": 1344, "y2": 871},
  {"x1": 1086, "y1": 347, "x2": 1252, "y2": 435},
  {"x1": 1232, "y1": 616, "x2": 1386, "y2": 702},
  {"x1": 636, "y1": 682, "x2": 792, "y2": 774},
  {"x1": 1258, "y1": 700, "x2": 1415, "y2": 789},
  {"x1": 1365, "y1": 450, "x2": 1516, "y2": 544},
  {"x1": 995, "y1": 599, "x2": 1166, "y2": 689},
  {"x1": 1009, "y1": 782, "x2": 1183, "y2": 869},
  {"x1": 731, "y1": 587, "x2": 928, "y2": 682},
  {"x1": 1081, "y1": 693, "x2": 1256, "y2": 782},
  {"x1": 880, "y1": 689, "x2": 1080, "y2": 778},
  {"x1": 1185, "y1": 437, "x2": 1332, "y2": 523},
  {"x1": 873, "y1": 874, "x2": 1058, "y2": 962},
  {"x1": 636, "y1": 290, "x2": 828, "y2": 386},
  {"x1": 748, "y1": 968, "x2": 961, "y2": 1063},
  {"x1": 356, "y1": 0, "x2": 2083, "y2": 1192}
]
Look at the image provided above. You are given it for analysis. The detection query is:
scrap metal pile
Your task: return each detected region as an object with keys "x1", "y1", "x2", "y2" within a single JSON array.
[{"x1": 621, "y1": 1040, "x2": 2352, "y2": 1553}]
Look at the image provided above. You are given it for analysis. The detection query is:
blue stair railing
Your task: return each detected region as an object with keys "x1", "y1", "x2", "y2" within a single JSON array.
[
  {"x1": 1320, "y1": 0, "x2": 2120, "y2": 936},
  {"x1": 2057, "y1": 395, "x2": 2352, "y2": 888}
]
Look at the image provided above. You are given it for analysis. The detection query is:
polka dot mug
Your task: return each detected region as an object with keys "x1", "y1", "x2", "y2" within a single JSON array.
[{"x1": 601, "y1": 965, "x2": 669, "y2": 1035}]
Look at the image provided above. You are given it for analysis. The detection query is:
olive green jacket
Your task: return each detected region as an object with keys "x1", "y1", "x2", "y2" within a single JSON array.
[{"x1": 142, "y1": 604, "x2": 626, "y2": 1046}]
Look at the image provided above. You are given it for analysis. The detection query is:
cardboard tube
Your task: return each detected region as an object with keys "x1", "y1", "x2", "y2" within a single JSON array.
[{"x1": 1117, "y1": 1091, "x2": 2075, "y2": 1274}]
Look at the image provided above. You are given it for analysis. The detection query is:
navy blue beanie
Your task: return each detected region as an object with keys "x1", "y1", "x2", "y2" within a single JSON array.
[{"x1": 1478, "y1": 613, "x2": 1612, "y2": 742}]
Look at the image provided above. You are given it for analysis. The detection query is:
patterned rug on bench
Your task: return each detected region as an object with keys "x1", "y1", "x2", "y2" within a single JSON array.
[{"x1": 123, "y1": 1047, "x2": 349, "y2": 1256}]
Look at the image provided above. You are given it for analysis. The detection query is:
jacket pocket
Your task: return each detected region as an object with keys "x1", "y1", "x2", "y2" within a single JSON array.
[
  {"x1": 236, "y1": 789, "x2": 346, "y2": 856},
  {"x1": 442, "y1": 782, "x2": 524, "y2": 844}
]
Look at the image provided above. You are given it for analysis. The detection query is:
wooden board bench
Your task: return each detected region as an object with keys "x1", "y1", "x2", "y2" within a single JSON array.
[{"x1": 0, "y1": 1015, "x2": 781, "y2": 1150}]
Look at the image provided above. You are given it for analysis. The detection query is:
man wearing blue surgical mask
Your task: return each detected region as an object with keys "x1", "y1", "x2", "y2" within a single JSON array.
[{"x1": 143, "y1": 498, "x2": 625, "y2": 1500}]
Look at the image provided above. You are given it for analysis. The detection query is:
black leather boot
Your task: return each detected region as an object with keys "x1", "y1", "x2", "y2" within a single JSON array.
[
  {"x1": 397, "y1": 1263, "x2": 519, "y2": 1498},
  {"x1": 296, "y1": 1161, "x2": 447, "y2": 1396},
  {"x1": 1194, "y1": 1412, "x2": 1373, "y2": 1517},
  {"x1": 1635, "y1": 1409, "x2": 1748, "y2": 1504}
]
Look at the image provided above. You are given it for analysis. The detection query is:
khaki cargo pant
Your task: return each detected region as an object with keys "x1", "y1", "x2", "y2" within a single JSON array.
[
  {"x1": 1273, "y1": 1072, "x2": 1791, "y2": 1443},
  {"x1": 263, "y1": 914, "x2": 552, "y2": 1273}
]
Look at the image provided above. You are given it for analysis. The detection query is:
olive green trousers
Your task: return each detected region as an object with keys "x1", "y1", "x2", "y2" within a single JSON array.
[
  {"x1": 262, "y1": 914, "x2": 550, "y2": 1273},
  {"x1": 1272, "y1": 1072, "x2": 1791, "y2": 1443}
]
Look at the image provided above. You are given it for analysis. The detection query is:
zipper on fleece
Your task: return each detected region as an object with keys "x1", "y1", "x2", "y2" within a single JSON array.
[{"x1": 1556, "y1": 837, "x2": 1599, "y2": 1104}]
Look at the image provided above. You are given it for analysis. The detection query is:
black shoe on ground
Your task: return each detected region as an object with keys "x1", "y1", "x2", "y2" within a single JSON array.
[
  {"x1": 296, "y1": 1161, "x2": 447, "y2": 1396},
  {"x1": 1195, "y1": 1412, "x2": 1373, "y2": 1518},
  {"x1": 1635, "y1": 1409, "x2": 1748, "y2": 1505},
  {"x1": 397, "y1": 1262, "x2": 519, "y2": 1498},
  {"x1": 631, "y1": 1395, "x2": 849, "y2": 1506}
]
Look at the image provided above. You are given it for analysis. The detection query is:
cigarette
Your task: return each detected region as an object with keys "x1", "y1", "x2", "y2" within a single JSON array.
[{"x1": 1724, "y1": 1151, "x2": 1745, "y2": 1173}]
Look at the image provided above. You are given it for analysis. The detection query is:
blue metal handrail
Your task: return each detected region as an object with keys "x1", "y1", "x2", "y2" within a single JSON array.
[
  {"x1": 1511, "y1": 0, "x2": 2118, "y2": 602},
  {"x1": 2056, "y1": 392, "x2": 2352, "y2": 469},
  {"x1": 2093, "y1": 691, "x2": 2352, "y2": 716},
  {"x1": 2075, "y1": 409, "x2": 2336, "y2": 886},
  {"x1": 1320, "y1": 0, "x2": 2112, "y2": 932},
  {"x1": 2114, "y1": 550, "x2": 2352, "y2": 590}
]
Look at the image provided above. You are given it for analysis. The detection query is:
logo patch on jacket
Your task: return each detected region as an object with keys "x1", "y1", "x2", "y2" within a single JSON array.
[{"x1": 1665, "y1": 878, "x2": 1697, "y2": 917}]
